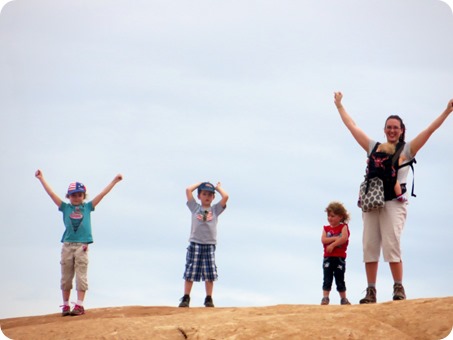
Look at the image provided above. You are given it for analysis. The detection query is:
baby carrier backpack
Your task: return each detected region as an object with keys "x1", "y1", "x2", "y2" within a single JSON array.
[{"x1": 359, "y1": 142, "x2": 416, "y2": 212}]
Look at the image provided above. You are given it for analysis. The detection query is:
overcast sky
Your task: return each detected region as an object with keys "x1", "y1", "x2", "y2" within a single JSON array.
[{"x1": 0, "y1": 0, "x2": 452, "y2": 319}]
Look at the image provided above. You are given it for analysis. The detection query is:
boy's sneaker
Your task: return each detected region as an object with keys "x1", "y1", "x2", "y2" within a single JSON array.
[
  {"x1": 70, "y1": 304, "x2": 85, "y2": 316},
  {"x1": 61, "y1": 305, "x2": 71, "y2": 317},
  {"x1": 359, "y1": 287, "x2": 377, "y2": 304},
  {"x1": 178, "y1": 295, "x2": 190, "y2": 308},
  {"x1": 320, "y1": 297, "x2": 329, "y2": 305},
  {"x1": 393, "y1": 283, "x2": 406, "y2": 300},
  {"x1": 340, "y1": 298, "x2": 351, "y2": 305},
  {"x1": 204, "y1": 295, "x2": 215, "y2": 307}
]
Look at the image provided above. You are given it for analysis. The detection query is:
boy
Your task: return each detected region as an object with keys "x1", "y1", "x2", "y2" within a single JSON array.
[
  {"x1": 35, "y1": 169, "x2": 123, "y2": 316},
  {"x1": 178, "y1": 181, "x2": 229, "y2": 308},
  {"x1": 321, "y1": 201, "x2": 351, "y2": 305}
]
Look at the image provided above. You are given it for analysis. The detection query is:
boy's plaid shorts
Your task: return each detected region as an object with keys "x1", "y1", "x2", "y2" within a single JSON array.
[{"x1": 182, "y1": 242, "x2": 218, "y2": 282}]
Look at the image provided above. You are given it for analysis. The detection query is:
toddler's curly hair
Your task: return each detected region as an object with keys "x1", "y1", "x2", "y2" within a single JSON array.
[{"x1": 325, "y1": 201, "x2": 350, "y2": 223}]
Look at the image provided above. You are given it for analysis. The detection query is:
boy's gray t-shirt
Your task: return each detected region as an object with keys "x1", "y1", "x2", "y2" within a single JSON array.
[{"x1": 187, "y1": 199, "x2": 226, "y2": 245}]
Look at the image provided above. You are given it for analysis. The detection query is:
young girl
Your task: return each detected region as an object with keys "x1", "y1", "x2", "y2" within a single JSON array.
[
  {"x1": 321, "y1": 201, "x2": 351, "y2": 305},
  {"x1": 35, "y1": 169, "x2": 122, "y2": 316}
]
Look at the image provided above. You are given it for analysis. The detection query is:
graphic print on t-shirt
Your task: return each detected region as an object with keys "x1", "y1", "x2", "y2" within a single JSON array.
[
  {"x1": 327, "y1": 231, "x2": 341, "y2": 238},
  {"x1": 69, "y1": 207, "x2": 84, "y2": 232},
  {"x1": 196, "y1": 209, "x2": 213, "y2": 222}
]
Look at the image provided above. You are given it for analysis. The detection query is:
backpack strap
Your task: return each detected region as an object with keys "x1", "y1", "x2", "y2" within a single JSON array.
[
  {"x1": 364, "y1": 142, "x2": 381, "y2": 193},
  {"x1": 399, "y1": 158, "x2": 417, "y2": 197},
  {"x1": 371, "y1": 142, "x2": 380, "y2": 155},
  {"x1": 394, "y1": 142, "x2": 416, "y2": 197},
  {"x1": 392, "y1": 142, "x2": 405, "y2": 167}
]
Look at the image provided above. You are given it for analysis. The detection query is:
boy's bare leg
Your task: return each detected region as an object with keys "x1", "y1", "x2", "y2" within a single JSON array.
[
  {"x1": 184, "y1": 280, "x2": 193, "y2": 295},
  {"x1": 205, "y1": 281, "x2": 213, "y2": 296}
]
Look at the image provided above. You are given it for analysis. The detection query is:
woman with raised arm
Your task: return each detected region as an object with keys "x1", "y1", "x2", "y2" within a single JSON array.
[{"x1": 334, "y1": 92, "x2": 453, "y2": 303}]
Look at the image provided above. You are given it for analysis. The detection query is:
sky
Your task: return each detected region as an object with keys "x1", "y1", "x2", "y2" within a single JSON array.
[{"x1": 0, "y1": 0, "x2": 452, "y2": 319}]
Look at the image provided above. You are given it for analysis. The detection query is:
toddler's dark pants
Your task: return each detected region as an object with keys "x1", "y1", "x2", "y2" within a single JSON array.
[{"x1": 322, "y1": 256, "x2": 347, "y2": 292}]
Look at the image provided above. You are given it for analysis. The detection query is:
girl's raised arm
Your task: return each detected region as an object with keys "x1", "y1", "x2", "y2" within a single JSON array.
[{"x1": 35, "y1": 169, "x2": 63, "y2": 207}]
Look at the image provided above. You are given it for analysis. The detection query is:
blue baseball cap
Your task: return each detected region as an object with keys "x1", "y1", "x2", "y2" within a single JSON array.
[
  {"x1": 67, "y1": 182, "x2": 86, "y2": 195},
  {"x1": 198, "y1": 182, "x2": 215, "y2": 193}
]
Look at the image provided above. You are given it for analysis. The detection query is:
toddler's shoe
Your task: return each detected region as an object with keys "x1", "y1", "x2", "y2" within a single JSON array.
[
  {"x1": 320, "y1": 297, "x2": 330, "y2": 305},
  {"x1": 340, "y1": 298, "x2": 351, "y2": 305}
]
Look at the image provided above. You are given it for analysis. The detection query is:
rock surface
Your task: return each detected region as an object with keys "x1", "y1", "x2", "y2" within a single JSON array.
[{"x1": 1, "y1": 297, "x2": 452, "y2": 339}]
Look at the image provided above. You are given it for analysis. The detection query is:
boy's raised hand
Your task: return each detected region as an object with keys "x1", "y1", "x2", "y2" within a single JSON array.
[
  {"x1": 215, "y1": 182, "x2": 229, "y2": 208},
  {"x1": 35, "y1": 169, "x2": 43, "y2": 179}
]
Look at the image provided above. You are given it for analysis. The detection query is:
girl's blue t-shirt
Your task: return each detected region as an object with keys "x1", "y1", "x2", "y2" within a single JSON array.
[{"x1": 59, "y1": 201, "x2": 94, "y2": 243}]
